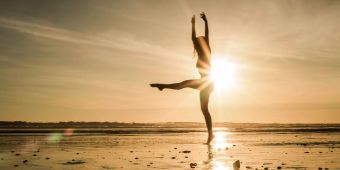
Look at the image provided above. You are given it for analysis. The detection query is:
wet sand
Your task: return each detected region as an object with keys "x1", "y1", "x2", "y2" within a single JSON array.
[{"x1": 0, "y1": 130, "x2": 339, "y2": 169}]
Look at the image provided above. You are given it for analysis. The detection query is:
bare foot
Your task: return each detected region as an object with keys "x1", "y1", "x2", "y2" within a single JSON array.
[
  {"x1": 150, "y1": 84, "x2": 164, "y2": 91},
  {"x1": 206, "y1": 134, "x2": 215, "y2": 145}
]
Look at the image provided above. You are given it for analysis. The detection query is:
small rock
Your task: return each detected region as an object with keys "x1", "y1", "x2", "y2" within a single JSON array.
[
  {"x1": 33, "y1": 154, "x2": 37, "y2": 156},
  {"x1": 233, "y1": 160, "x2": 240, "y2": 169},
  {"x1": 45, "y1": 157, "x2": 50, "y2": 160},
  {"x1": 135, "y1": 157, "x2": 138, "y2": 159},
  {"x1": 23, "y1": 160, "x2": 28, "y2": 163},
  {"x1": 171, "y1": 157, "x2": 176, "y2": 159},
  {"x1": 14, "y1": 164, "x2": 18, "y2": 167},
  {"x1": 190, "y1": 163, "x2": 197, "y2": 168},
  {"x1": 304, "y1": 152, "x2": 309, "y2": 153},
  {"x1": 277, "y1": 166, "x2": 282, "y2": 169},
  {"x1": 182, "y1": 150, "x2": 191, "y2": 153},
  {"x1": 66, "y1": 160, "x2": 86, "y2": 164},
  {"x1": 15, "y1": 153, "x2": 20, "y2": 156}
]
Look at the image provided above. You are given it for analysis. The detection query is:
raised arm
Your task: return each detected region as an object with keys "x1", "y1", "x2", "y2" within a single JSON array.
[
  {"x1": 200, "y1": 12, "x2": 209, "y2": 44},
  {"x1": 191, "y1": 15, "x2": 196, "y2": 41}
]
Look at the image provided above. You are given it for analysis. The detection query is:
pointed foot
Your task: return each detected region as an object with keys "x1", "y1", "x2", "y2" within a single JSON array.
[{"x1": 150, "y1": 83, "x2": 164, "y2": 91}]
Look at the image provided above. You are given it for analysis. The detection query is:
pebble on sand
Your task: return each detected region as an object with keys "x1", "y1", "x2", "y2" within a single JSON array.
[
  {"x1": 182, "y1": 150, "x2": 191, "y2": 153},
  {"x1": 15, "y1": 153, "x2": 20, "y2": 156},
  {"x1": 233, "y1": 160, "x2": 240, "y2": 169},
  {"x1": 190, "y1": 163, "x2": 197, "y2": 168},
  {"x1": 65, "y1": 160, "x2": 86, "y2": 165},
  {"x1": 46, "y1": 157, "x2": 50, "y2": 160},
  {"x1": 23, "y1": 160, "x2": 28, "y2": 163}
]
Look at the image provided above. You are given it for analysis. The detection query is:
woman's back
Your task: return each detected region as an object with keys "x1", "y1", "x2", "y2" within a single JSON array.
[{"x1": 194, "y1": 36, "x2": 211, "y2": 76}]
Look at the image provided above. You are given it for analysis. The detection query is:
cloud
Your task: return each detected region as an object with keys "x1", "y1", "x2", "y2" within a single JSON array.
[{"x1": 0, "y1": 16, "x2": 186, "y2": 63}]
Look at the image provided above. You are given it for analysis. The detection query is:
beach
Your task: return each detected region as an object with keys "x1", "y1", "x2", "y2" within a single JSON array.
[{"x1": 0, "y1": 124, "x2": 339, "y2": 169}]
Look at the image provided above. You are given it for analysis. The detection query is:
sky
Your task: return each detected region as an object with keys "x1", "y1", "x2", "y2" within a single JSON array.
[{"x1": 0, "y1": 0, "x2": 340, "y2": 123}]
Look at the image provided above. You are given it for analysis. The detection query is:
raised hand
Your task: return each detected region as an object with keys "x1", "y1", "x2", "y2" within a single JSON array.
[
  {"x1": 191, "y1": 15, "x2": 195, "y2": 24},
  {"x1": 200, "y1": 12, "x2": 207, "y2": 22}
]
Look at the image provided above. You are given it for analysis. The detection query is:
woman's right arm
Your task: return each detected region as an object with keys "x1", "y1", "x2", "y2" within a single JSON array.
[{"x1": 191, "y1": 15, "x2": 196, "y2": 41}]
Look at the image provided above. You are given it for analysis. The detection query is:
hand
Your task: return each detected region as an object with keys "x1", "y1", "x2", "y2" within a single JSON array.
[
  {"x1": 191, "y1": 15, "x2": 195, "y2": 24},
  {"x1": 200, "y1": 12, "x2": 207, "y2": 22}
]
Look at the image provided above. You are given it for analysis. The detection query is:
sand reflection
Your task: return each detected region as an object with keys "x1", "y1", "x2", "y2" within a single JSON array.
[
  {"x1": 213, "y1": 131, "x2": 232, "y2": 149},
  {"x1": 207, "y1": 131, "x2": 234, "y2": 170}
]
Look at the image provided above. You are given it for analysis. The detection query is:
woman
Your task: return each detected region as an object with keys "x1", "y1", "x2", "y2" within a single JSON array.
[{"x1": 150, "y1": 12, "x2": 214, "y2": 144}]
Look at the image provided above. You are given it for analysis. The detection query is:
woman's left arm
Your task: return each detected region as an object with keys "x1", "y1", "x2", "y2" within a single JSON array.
[{"x1": 201, "y1": 12, "x2": 209, "y2": 45}]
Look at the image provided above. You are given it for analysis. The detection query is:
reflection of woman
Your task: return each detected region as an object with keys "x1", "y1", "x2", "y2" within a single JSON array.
[{"x1": 150, "y1": 12, "x2": 214, "y2": 144}]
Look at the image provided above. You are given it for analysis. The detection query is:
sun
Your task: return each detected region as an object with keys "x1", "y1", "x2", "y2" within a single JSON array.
[{"x1": 210, "y1": 58, "x2": 238, "y2": 92}]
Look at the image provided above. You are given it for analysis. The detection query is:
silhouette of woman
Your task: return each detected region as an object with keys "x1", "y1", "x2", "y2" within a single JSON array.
[{"x1": 150, "y1": 12, "x2": 214, "y2": 144}]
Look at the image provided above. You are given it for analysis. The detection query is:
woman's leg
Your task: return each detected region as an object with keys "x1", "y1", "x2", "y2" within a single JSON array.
[
  {"x1": 150, "y1": 79, "x2": 202, "y2": 91},
  {"x1": 200, "y1": 86, "x2": 214, "y2": 144}
]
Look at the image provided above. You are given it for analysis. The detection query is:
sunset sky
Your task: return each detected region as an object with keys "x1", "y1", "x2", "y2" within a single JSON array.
[{"x1": 0, "y1": 0, "x2": 339, "y2": 123}]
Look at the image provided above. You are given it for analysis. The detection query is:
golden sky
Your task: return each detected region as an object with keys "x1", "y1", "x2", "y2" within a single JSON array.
[{"x1": 0, "y1": 0, "x2": 339, "y2": 123}]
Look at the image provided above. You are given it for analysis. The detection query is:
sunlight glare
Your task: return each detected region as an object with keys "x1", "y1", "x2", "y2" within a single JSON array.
[
  {"x1": 212, "y1": 131, "x2": 232, "y2": 149},
  {"x1": 210, "y1": 58, "x2": 238, "y2": 92}
]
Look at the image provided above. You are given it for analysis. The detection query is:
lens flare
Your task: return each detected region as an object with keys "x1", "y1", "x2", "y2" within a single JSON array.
[
  {"x1": 64, "y1": 128, "x2": 74, "y2": 136},
  {"x1": 48, "y1": 133, "x2": 63, "y2": 144}
]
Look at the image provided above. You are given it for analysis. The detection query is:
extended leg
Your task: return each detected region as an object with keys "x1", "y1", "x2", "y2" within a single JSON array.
[{"x1": 150, "y1": 79, "x2": 202, "y2": 91}]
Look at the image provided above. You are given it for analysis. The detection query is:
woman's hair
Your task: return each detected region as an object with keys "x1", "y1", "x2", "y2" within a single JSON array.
[{"x1": 193, "y1": 44, "x2": 197, "y2": 58}]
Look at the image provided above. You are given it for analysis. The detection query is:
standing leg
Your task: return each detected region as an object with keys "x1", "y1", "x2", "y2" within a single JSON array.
[
  {"x1": 200, "y1": 84, "x2": 214, "y2": 144},
  {"x1": 150, "y1": 79, "x2": 202, "y2": 91}
]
